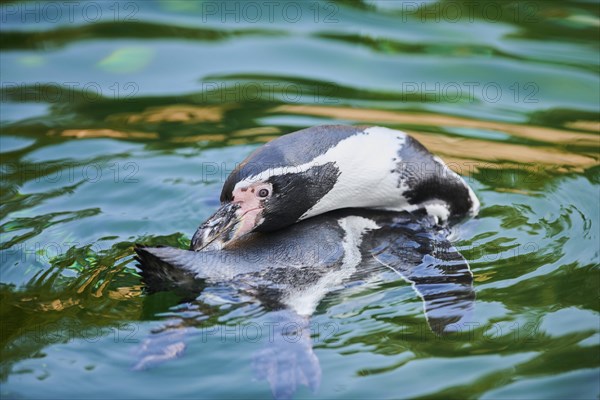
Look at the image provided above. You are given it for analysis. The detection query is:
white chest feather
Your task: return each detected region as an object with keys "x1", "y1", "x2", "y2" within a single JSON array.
[
  {"x1": 284, "y1": 216, "x2": 380, "y2": 316},
  {"x1": 301, "y1": 127, "x2": 408, "y2": 219}
]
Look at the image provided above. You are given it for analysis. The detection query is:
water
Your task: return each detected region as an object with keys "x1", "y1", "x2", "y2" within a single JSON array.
[{"x1": 1, "y1": 0, "x2": 598, "y2": 398}]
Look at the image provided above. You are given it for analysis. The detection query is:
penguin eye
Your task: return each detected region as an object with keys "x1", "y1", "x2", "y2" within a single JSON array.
[{"x1": 257, "y1": 188, "x2": 269, "y2": 198}]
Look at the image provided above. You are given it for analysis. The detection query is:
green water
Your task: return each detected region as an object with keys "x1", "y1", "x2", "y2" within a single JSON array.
[{"x1": 1, "y1": 0, "x2": 599, "y2": 398}]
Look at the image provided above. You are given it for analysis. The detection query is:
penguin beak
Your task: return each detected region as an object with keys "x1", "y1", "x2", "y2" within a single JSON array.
[{"x1": 190, "y1": 202, "x2": 262, "y2": 251}]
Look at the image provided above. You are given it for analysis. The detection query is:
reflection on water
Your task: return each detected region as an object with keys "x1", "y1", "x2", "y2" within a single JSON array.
[{"x1": 0, "y1": 0, "x2": 598, "y2": 399}]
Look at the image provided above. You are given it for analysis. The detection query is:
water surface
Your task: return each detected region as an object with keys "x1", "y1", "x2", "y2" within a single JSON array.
[{"x1": 1, "y1": 1, "x2": 599, "y2": 399}]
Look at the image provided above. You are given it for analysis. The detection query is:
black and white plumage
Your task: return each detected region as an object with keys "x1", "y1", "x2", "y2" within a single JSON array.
[
  {"x1": 135, "y1": 125, "x2": 479, "y2": 399},
  {"x1": 191, "y1": 125, "x2": 479, "y2": 251},
  {"x1": 135, "y1": 209, "x2": 474, "y2": 398},
  {"x1": 138, "y1": 209, "x2": 474, "y2": 329}
]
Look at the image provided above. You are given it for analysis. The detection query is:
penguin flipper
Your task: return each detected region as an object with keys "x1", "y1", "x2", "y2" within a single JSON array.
[
  {"x1": 370, "y1": 231, "x2": 475, "y2": 335},
  {"x1": 134, "y1": 245, "x2": 205, "y2": 294}
]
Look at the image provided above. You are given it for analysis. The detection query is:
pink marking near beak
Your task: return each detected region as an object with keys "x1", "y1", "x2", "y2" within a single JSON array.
[
  {"x1": 228, "y1": 184, "x2": 269, "y2": 241},
  {"x1": 233, "y1": 207, "x2": 262, "y2": 239}
]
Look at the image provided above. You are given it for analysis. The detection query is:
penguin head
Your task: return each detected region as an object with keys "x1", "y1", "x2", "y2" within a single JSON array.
[
  {"x1": 190, "y1": 126, "x2": 358, "y2": 251},
  {"x1": 190, "y1": 125, "x2": 480, "y2": 251},
  {"x1": 190, "y1": 162, "x2": 341, "y2": 251}
]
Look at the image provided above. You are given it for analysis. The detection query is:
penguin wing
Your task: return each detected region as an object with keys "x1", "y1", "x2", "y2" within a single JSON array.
[
  {"x1": 134, "y1": 244, "x2": 324, "y2": 294},
  {"x1": 134, "y1": 246, "x2": 209, "y2": 294},
  {"x1": 368, "y1": 229, "x2": 475, "y2": 335}
]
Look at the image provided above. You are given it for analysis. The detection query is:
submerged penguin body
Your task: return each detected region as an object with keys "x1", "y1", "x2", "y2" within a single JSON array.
[{"x1": 137, "y1": 209, "x2": 474, "y2": 327}]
